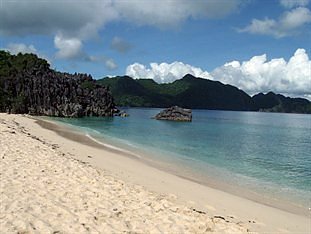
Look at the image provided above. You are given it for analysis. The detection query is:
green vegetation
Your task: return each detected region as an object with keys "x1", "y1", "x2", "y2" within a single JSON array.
[
  {"x1": 97, "y1": 76, "x2": 172, "y2": 107},
  {"x1": 0, "y1": 51, "x2": 115, "y2": 117},
  {"x1": 1, "y1": 50, "x2": 310, "y2": 114},
  {"x1": 81, "y1": 80, "x2": 96, "y2": 90},
  {"x1": 0, "y1": 50, "x2": 49, "y2": 77},
  {"x1": 254, "y1": 92, "x2": 311, "y2": 113},
  {"x1": 0, "y1": 51, "x2": 50, "y2": 112},
  {"x1": 98, "y1": 75, "x2": 311, "y2": 114},
  {"x1": 98, "y1": 74, "x2": 254, "y2": 110}
]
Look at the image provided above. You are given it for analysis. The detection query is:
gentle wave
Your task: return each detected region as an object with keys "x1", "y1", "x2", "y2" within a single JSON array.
[{"x1": 85, "y1": 133, "x2": 142, "y2": 159}]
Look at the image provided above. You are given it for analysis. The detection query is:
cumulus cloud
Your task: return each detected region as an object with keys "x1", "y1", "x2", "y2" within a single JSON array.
[
  {"x1": 126, "y1": 62, "x2": 212, "y2": 84},
  {"x1": 239, "y1": 7, "x2": 311, "y2": 37},
  {"x1": 110, "y1": 37, "x2": 132, "y2": 53},
  {"x1": 125, "y1": 49, "x2": 311, "y2": 98},
  {"x1": 280, "y1": 0, "x2": 310, "y2": 8},
  {"x1": 53, "y1": 34, "x2": 117, "y2": 70},
  {"x1": 212, "y1": 49, "x2": 311, "y2": 96},
  {"x1": 54, "y1": 34, "x2": 84, "y2": 60}
]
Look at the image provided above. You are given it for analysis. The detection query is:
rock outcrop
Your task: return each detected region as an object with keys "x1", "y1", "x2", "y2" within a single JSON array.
[
  {"x1": 114, "y1": 110, "x2": 129, "y2": 117},
  {"x1": 154, "y1": 106, "x2": 192, "y2": 122},
  {"x1": 0, "y1": 51, "x2": 116, "y2": 117}
]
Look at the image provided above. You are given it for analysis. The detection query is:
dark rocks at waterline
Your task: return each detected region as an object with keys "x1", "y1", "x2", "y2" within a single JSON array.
[
  {"x1": 114, "y1": 110, "x2": 129, "y2": 117},
  {"x1": 0, "y1": 51, "x2": 117, "y2": 117},
  {"x1": 154, "y1": 106, "x2": 192, "y2": 122}
]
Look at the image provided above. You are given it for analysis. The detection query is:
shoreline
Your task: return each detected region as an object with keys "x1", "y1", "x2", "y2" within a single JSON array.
[
  {"x1": 86, "y1": 133, "x2": 310, "y2": 218},
  {"x1": 39, "y1": 116, "x2": 309, "y2": 217},
  {"x1": 1, "y1": 113, "x2": 247, "y2": 233},
  {"x1": 34, "y1": 115, "x2": 310, "y2": 232},
  {"x1": 1, "y1": 113, "x2": 310, "y2": 233}
]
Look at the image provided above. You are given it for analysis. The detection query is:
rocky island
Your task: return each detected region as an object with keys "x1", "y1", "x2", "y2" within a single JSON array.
[
  {"x1": 0, "y1": 51, "x2": 116, "y2": 117},
  {"x1": 154, "y1": 106, "x2": 192, "y2": 122}
]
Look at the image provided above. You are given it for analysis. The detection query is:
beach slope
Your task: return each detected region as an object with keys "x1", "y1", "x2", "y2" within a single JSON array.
[
  {"x1": 0, "y1": 113, "x2": 247, "y2": 233},
  {"x1": 0, "y1": 113, "x2": 309, "y2": 233}
]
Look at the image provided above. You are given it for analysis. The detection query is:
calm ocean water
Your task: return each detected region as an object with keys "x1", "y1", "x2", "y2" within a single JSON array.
[{"x1": 53, "y1": 108, "x2": 311, "y2": 209}]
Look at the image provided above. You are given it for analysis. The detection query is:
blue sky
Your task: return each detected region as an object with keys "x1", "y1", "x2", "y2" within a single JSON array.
[{"x1": 0, "y1": 0, "x2": 310, "y2": 98}]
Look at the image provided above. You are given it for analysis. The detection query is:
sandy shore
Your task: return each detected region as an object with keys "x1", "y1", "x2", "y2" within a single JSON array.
[{"x1": 0, "y1": 113, "x2": 310, "y2": 233}]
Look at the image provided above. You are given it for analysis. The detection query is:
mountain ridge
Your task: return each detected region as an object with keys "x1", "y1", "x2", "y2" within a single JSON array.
[{"x1": 98, "y1": 75, "x2": 311, "y2": 114}]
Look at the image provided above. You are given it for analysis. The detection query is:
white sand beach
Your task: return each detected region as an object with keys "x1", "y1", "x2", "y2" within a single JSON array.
[{"x1": 0, "y1": 113, "x2": 309, "y2": 233}]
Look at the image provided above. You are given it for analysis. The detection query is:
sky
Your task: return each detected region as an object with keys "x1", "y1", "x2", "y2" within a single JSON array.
[{"x1": 0, "y1": 0, "x2": 310, "y2": 98}]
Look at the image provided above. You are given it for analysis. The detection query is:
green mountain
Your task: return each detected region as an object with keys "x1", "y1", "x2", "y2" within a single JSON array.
[
  {"x1": 97, "y1": 75, "x2": 311, "y2": 114},
  {"x1": 97, "y1": 74, "x2": 254, "y2": 110},
  {"x1": 97, "y1": 76, "x2": 170, "y2": 107},
  {"x1": 252, "y1": 92, "x2": 311, "y2": 113}
]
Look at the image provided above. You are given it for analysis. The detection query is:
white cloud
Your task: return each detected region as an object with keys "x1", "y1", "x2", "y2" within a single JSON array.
[
  {"x1": 239, "y1": 18, "x2": 279, "y2": 36},
  {"x1": 3, "y1": 42, "x2": 114, "y2": 73},
  {"x1": 126, "y1": 49, "x2": 311, "y2": 98},
  {"x1": 126, "y1": 62, "x2": 212, "y2": 84},
  {"x1": 210, "y1": 48, "x2": 311, "y2": 97},
  {"x1": 54, "y1": 34, "x2": 83, "y2": 60},
  {"x1": 53, "y1": 34, "x2": 117, "y2": 69},
  {"x1": 239, "y1": 7, "x2": 311, "y2": 38},
  {"x1": 280, "y1": 0, "x2": 310, "y2": 8},
  {"x1": 4, "y1": 43, "x2": 37, "y2": 54},
  {"x1": 281, "y1": 7, "x2": 311, "y2": 29}
]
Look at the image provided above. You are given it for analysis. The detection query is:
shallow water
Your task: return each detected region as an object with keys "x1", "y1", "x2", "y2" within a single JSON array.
[{"x1": 53, "y1": 108, "x2": 311, "y2": 210}]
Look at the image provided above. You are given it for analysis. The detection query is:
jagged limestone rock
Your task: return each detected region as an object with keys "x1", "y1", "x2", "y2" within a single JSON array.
[{"x1": 0, "y1": 51, "x2": 117, "y2": 117}]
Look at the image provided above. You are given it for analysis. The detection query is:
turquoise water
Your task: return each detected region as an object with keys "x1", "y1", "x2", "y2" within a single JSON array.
[{"x1": 53, "y1": 108, "x2": 311, "y2": 209}]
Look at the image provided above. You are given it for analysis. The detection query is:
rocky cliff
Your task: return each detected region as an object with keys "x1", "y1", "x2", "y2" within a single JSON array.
[{"x1": 0, "y1": 51, "x2": 116, "y2": 117}]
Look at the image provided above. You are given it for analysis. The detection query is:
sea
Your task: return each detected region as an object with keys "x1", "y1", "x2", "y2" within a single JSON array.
[{"x1": 52, "y1": 108, "x2": 311, "y2": 213}]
